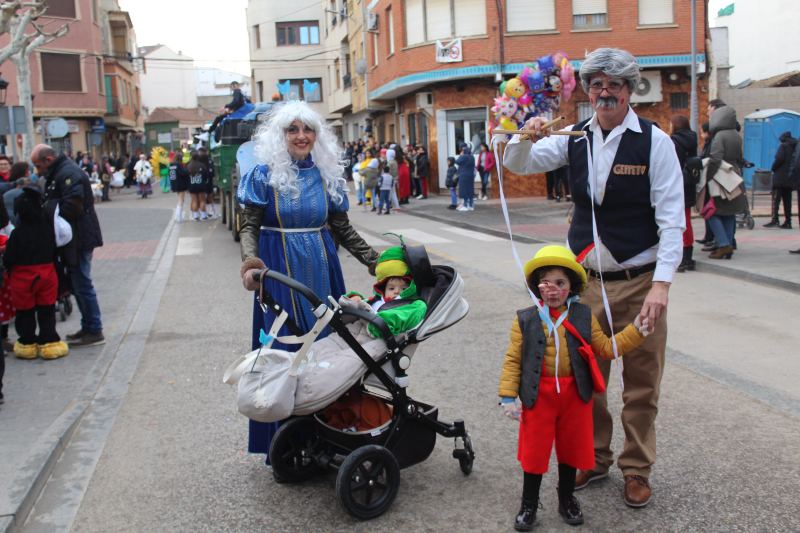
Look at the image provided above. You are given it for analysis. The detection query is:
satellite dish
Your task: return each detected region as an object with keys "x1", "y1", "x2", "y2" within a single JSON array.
[
  {"x1": 355, "y1": 58, "x2": 367, "y2": 76},
  {"x1": 635, "y1": 77, "x2": 652, "y2": 96},
  {"x1": 47, "y1": 118, "x2": 69, "y2": 138}
]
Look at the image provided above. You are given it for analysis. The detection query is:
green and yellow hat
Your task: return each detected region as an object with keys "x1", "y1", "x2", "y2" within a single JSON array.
[{"x1": 373, "y1": 246, "x2": 416, "y2": 297}]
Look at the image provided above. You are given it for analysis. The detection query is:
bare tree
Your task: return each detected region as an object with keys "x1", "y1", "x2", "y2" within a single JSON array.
[{"x1": 0, "y1": 1, "x2": 69, "y2": 156}]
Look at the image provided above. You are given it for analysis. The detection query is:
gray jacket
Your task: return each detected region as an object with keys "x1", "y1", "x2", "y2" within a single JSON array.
[
  {"x1": 707, "y1": 106, "x2": 747, "y2": 216},
  {"x1": 516, "y1": 302, "x2": 594, "y2": 409}
]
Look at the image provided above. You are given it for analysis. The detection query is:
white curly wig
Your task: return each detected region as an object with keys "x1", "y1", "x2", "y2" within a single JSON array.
[{"x1": 253, "y1": 100, "x2": 346, "y2": 204}]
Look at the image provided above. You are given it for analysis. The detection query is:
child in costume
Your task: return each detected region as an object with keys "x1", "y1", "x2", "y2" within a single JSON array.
[
  {"x1": 344, "y1": 245, "x2": 427, "y2": 338},
  {"x1": 498, "y1": 245, "x2": 649, "y2": 531},
  {"x1": 3, "y1": 187, "x2": 68, "y2": 360}
]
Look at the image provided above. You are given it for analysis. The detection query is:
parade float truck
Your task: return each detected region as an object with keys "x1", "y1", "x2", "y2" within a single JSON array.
[{"x1": 211, "y1": 102, "x2": 275, "y2": 241}]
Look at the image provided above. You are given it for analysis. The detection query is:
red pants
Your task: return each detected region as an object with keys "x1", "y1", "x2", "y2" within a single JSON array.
[
  {"x1": 517, "y1": 377, "x2": 594, "y2": 474},
  {"x1": 682, "y1": 208, "x2": 694, "y2": 247},
  {"x1": 9, "y1": 263, "x2": 58, "y2": 310}
]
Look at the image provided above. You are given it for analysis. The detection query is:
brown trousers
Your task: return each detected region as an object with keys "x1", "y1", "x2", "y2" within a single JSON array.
[{"x1": 583, "y1": 271, "x2": 667, "y2": 477}]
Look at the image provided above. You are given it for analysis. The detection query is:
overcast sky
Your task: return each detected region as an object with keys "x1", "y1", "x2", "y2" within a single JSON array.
[{"x1": 119, "y1": 0, "x2": 251, "y2": 75}]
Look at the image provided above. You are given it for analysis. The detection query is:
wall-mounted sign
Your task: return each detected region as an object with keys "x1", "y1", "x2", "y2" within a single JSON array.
[
  {"x1": 435, "y1": 39, "x2": 462, "y2": 63},
  {"x1": 157, "y1": 132, "x2": 172, "y2": 144}
]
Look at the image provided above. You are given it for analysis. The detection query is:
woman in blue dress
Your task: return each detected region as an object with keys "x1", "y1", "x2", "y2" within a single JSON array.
[{"x1": 238, "y1": 101, "x2": 379, "y2": 463}]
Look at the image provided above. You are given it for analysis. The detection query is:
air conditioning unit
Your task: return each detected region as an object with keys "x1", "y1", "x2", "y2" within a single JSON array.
[
  {"x1": 367, "y1": 13, "x2": 379, "y2": 31},
  {"x1": 416, "y1": 92, "x2": 433, "y2": 111},
  {"x1": 630, "y1": 71, "x2": 663, "y2": 104}
]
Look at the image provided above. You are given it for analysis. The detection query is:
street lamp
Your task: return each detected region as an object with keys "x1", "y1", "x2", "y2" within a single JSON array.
[{"x1": 0, "y1": 74, "x2": 8, "y2": 106}]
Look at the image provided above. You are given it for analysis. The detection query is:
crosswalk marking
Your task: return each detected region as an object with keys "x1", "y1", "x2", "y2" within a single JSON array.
[
  {"x1": 390, "y1": 228, "x2": 453, "y2": 244},
  {"x1": 439, "y1": 226, "x2": 504, "y2": 242},
  {"x1": 175, "y1": 237, "x2": 203, "y2": 256},
  {"x1": 360, "y1": 232, "x2": 393, "y2": 247}
]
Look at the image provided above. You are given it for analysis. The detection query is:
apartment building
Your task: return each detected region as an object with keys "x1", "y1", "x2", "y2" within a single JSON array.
[
  {"x1": 364, "y1": 0, "x2": 708, "y2": 196},
  {"x1": 247, "y1": 1, "x2": 331, "y2": 118},
  {"x1": 0, "y1": 0, "x2": 144, "y2": 158}
]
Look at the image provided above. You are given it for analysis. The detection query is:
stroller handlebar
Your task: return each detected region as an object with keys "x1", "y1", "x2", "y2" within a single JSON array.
[{"x1": 252, "y1": 269, "x2": 324, "y2": 308}]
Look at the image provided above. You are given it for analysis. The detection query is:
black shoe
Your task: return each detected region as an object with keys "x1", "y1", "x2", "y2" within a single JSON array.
[
  {"x1": 780, "y1": 221, "x2": 792, "y2": 229},
  {"x1": 448, "y1": 205, "x2": 457, "y2": 210},
  {"x1": 66, "y1": 329, "x2": 86, "y2": 341},
  {"x1": 68, "y1": 331, "x2": 105, "y2": 347},
  {"x1": 701, "y1": 244, "x2": 717, "y2": 252},
  {"x1": 763, "y1": 220, "x2": 779, "y2": 228},
  {"x1": 0, "y1": 392, "x2": 4, "y2": 404},
  {"x1": 696, "y1": 238, "x2": 712, "y2": 245},
  {"x1": 514, "y1": 499, "x2": 539, "y2": 531},
  {"x1": 558, "y1": 495, "x2": 584, "y2": 526},
  {"x1": 790, "y1": 248, "x2": 800, "y2": 255},
  {"x1": 371, "y1": 207, "x2": 377, "y2": 212}
]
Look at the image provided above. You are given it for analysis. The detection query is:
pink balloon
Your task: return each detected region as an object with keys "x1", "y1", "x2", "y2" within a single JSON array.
[{"x1": 518, "y1": 93, "x2": 532, "y2": 106}]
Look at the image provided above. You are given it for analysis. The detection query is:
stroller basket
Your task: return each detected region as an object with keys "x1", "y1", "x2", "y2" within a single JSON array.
[{"x1": 251, "y1": 262, "x2": 474, "y2": 520}]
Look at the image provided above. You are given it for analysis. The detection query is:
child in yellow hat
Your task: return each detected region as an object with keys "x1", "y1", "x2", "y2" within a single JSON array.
[{"x1": 498, "y1": 244, "x2": 649, "y2": 530}]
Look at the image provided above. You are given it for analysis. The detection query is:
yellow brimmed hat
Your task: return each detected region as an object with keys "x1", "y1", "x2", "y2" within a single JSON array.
[{"x1": 523, "y1": 245, "x2": 588, "y2": 285}]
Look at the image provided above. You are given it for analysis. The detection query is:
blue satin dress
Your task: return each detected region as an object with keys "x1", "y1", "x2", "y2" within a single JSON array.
[{"x1": 237, "y1": 157, "x2": 348, "y2": 457}]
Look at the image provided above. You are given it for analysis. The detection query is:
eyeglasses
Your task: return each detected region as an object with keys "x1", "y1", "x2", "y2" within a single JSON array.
[
  {"x1": 588, "y1": 79, "x2": 627, "y2": 95},
  {"x1": 285, "y1": 124, "x2": 315, "y2": 135}
]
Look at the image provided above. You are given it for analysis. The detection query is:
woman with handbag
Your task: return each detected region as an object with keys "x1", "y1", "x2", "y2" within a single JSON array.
[
  {"x1": 238, "y1": 101, "x2": 379, "y2": 464},
  {"x1": 704, "y1": 105, "x2": 747, "y2": 259}
]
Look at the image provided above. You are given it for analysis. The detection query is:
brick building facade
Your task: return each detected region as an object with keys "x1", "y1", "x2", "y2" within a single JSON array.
[{"x1": 363, "y1": 0, "x2": 708, "y2": 197}]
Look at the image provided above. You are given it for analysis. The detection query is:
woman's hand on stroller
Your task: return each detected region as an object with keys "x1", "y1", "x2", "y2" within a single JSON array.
[
  {"x1": 500, "y1": 397, "x2": 521, "y2": 421},
  {"x1": 240, "y1": 257, "x2": 267, "y2": 291}
]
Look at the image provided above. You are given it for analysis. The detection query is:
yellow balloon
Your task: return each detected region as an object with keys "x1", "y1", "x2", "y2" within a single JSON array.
[
  {"x1": 500, "y1": 117, "x2": 516, "y2": 131},
  {"x1": 504, "y1": 78, "x2": 526, "y2": 99}
]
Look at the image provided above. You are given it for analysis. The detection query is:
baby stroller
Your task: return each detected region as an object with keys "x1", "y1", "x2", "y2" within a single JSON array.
[{"x1": 251, "y1": 246, "x2": 473, "y2": 519}]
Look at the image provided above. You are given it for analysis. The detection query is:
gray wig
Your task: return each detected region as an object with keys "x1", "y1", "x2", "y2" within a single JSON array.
[{"x1": 579, "y1": 48, "x2": 641, "y2": 93}]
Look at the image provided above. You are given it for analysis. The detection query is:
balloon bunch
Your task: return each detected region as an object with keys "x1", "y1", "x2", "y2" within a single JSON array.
[{"x1": 491, "y1": 52, "x2": 577, "y2": 132}]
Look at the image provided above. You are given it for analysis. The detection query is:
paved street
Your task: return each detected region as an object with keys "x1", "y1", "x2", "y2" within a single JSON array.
[{"x1": 2, "y1": 188, "x2": 800, "y2": 532}]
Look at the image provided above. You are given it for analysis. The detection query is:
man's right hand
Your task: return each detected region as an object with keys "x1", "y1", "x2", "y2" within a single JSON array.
[
  {"x1": 521, "y1": 117, "x2": 551, "y2": 143},
  {"x1": 242, "y1": 269, "x2": 261, "y2": 291}
]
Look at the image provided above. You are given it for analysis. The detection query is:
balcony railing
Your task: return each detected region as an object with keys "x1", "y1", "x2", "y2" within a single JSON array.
[{"x1": 105, "y1": 97, "x2": 121, "y2": 115}]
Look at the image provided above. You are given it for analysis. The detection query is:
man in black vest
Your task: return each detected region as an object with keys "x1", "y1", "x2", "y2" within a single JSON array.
[{"x1": 503, "y1": 48, "x2": 684, "y2": 508}]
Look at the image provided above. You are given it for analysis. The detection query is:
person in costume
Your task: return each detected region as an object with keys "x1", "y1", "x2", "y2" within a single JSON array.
[
  {"x1": 238, "y1": 100, "x2": 379, "y2": 463},
  {"x1": 168, "y1": 153, "x2": 190, "y2": 222},
  {"x1": 344, "y1": 245, "x2": 427, "y2": 337},
  {"x1": 499, "y1": 245, "x2": 649, "y2": 531},
  {"x1": 3, "y1": 187, "x2": 69, "y2": 360},
  {"x1": 503, "y1": 47, "x2": 684, "y2": 507}
]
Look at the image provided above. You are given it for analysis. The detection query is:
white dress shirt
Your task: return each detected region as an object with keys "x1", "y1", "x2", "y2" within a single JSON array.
[{"x1": 502, "y1": 107, "x2": 685, "y2": 283}]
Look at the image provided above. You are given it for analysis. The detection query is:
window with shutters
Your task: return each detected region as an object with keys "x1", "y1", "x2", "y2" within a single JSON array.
[
  {"x1": 253, "y1": 25, "x2": 261, "y2": 49},
  {"x1": 572, "y1": 0, "x2": 608, "y2": 29},
  {"x1": 41, "y1": 52, "x2": 82, "y2": 91},
  {"x1": 639, "y1": 0, "x2": 674, "y2": 25},
  {"x1": 278, "y1": 78, "x2": 323, "y2": 102},
  {"x1": 46, "y1": 0, "x2": 76, "y2": 18},
  {"x1": 506, "y1": 0, "x2": 556, "y2": 32},
  {"x1": 386, "y1": 7, "x2": 395, "y2": 55},
  {"x1": 404, "y1": 0, "x2": 485, "y2": 46}
]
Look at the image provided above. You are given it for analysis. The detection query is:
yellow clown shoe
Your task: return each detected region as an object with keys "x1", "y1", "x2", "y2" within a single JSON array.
[
  {"x1": 39, "y1": 341, "x2": 69, "y2": 360},
  {"x1": 14, "y1": 341, "x2": 39, "y2": 359}
]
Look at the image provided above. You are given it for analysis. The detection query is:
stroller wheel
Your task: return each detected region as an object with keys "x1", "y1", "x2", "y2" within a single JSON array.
[
  {"x1": 452, "y1": 432, "x2": 475, "y2": 476},
  {"x1": 269, "y1": 417, "x2": 322, "y2": 484},
  {"x1": 63, "y1": 296, "x2": 73, "y2": 317},
  {"x1": 746, "y1": 215, "x2": 755, "y2": 230},
  {"x1": 336, "y1": 445, "x2": 400, "y2": 520}
]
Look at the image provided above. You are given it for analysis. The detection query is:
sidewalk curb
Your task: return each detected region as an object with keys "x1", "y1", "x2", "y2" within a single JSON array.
[
  {"x1": 693, "y1": 259, "x2": 800, "y2": 294},
  {"x1": 2, "y1": 217, "x2": 178, "y2": 533},
  {"x1": 403, "y1": 205, "x2": 800, "y2": 295},
  {"x1": 401, "y1": 208, "x2": 547, "y2": 244}
]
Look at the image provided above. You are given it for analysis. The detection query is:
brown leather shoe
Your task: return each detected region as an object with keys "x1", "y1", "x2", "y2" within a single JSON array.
[
  {"x1": 574, "y1": 469, "x2": 608, "y2": 490},
  {"x1": 623, "y1": 475, "x2": 652, "y2": 507}
]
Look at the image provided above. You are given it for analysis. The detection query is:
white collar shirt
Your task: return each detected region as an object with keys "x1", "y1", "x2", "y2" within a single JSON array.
[{"x1": 501, "y1": 107, "x2": 685, "y2": 283}]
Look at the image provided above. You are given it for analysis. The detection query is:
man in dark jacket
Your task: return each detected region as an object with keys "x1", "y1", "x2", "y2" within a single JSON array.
[
  {"x1": 414, "y1": 145, "x2": 429, "y2": 199},
  {"x1": 32, "y1": 144, "x2": 105, "y2": 347},
  {"x1": 766, "y1": 131, "x2": 796, "y2": 229}
]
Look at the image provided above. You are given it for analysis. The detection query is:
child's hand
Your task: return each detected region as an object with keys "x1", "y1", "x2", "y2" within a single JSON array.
[
  {"x1": 348, "y1": 294, "x2": 363, "y2": 302},
  {"x1": 634, "y1": 315, "x2": 652, "y2": 337},
  {"x1": 500, "y1": 397, "x2": 521, "y2": 421}
]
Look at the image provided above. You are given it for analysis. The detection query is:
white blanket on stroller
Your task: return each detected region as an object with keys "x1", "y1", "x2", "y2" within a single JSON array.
[{"x1": 225, "y1": 319, "x2": 389, "y2": 421}]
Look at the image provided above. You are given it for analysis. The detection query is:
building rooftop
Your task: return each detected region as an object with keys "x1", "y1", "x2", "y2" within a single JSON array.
[{"x1": 145, "y1": 107, "x2": 217, "y2": 124}]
